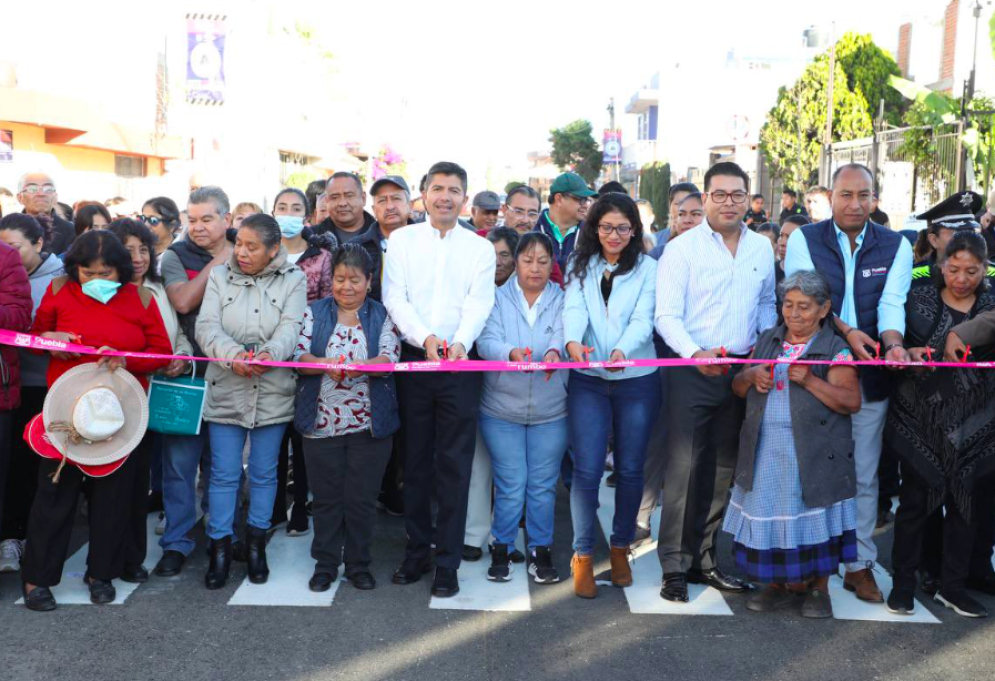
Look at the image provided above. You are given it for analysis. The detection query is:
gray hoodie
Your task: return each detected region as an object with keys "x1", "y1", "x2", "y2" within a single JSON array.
[
  {"x1": 20, "y1": 254, "x2": 64, "y2": 387},
  {"x1": 476, "y1": 279, "x2": 568, "y2": 425}
]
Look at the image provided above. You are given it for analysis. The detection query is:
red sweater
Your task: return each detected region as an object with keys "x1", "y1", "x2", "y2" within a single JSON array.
[{"x1": 31, "y1": 279, "x2": 171, "y2": 388}]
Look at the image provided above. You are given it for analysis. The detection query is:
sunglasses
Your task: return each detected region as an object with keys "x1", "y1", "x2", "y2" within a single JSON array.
[{"x1": 138, "y1": 215, "x2": 164, "y2": 227}]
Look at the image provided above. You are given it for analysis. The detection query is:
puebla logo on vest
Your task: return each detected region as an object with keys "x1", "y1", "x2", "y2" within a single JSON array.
[{"x1": 861, "y1": 266, "x2": 888, "y2": 278}]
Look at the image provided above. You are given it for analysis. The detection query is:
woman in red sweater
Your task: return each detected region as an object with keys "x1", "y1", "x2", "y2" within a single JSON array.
[{"x1": 21, "y1": 230, "x2": 171, "y2": 611}]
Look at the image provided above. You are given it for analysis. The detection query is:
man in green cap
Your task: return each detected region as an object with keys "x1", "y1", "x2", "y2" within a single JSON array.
[{"x1": 535, "y1": 172, "x2": 596, "y2": 276}]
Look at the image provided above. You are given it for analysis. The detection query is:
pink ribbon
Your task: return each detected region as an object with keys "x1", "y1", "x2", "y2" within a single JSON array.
[{"x1": 3, "y1": 330, "x2": 993, "y2": 373}]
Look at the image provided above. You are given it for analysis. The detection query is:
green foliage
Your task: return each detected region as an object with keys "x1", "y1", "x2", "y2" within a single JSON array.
[
  {"x1": 888, "y1": 76, "x2": 958, "y2": 124},
  {"x1": 284, "y1": 169, "x2": 321, "y2": 191},
  {"x1": 549, "y1": 120, "x2": 603, "y2": 185},
  {"x1": 639, "y1": 162, "x2": 671, "y2": 229},
  {"x1": 822, "y1": 33, "x2": 905, "y2": 125},
  {"x1": 760, "y1": 58, "x2": 873, "y2": 189}
]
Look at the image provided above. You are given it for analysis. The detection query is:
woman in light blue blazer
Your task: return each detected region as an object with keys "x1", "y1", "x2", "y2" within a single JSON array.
[{"x1": 562, "y1": 192, "x2": 660, "y2": 599}]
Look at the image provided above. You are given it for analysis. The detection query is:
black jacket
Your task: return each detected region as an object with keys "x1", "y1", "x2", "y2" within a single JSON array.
[
  {"x1": 314, "y1": 211, "x2": 376, "y2": 245},
  {"x1": 24, "y1": 209, "x2": 74, "y2": 255}
]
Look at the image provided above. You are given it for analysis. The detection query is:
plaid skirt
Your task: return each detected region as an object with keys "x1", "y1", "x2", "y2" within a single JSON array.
[{"x1": 732, "y1": 530, "x2": 858, "y2": 584}]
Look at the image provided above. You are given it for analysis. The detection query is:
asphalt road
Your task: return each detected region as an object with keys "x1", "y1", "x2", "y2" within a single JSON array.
[{"x1": 2, "y1": 486, "x2": 994, "y2": 681}]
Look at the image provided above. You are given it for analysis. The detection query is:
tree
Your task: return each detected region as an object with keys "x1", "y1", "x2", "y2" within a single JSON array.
[
  {"x1": 639, "y1": 162, "x2": 671, "y2": 228},
  {"x1": 371, "y1": 145, "x2": 407, "y2": 182},
  {"x1": 549, "y1": 120, "x2": 602, "y2": 185},
  {"x1": 821, "y1": 32, "x2": 906, "y2": 126},
  {"x1": 760, "y1": 58, "x2": 873, "y2": 189}
]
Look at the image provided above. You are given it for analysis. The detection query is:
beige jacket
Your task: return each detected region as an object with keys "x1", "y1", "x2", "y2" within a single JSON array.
[
  {"x1": 952, "y1": 309, "x2": 995, "y2": 347},
  {"x1": 195, "y1": 247, "x2": 307, "y2": 427}
]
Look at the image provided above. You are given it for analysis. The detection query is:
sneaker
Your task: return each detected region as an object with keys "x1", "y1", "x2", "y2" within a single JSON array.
[
  {"x1": 487, "y1": 544, "x2": 512, "y2": 582},
  {"x1": 886, "y1": 587, "x2": 916, "y2": 615},
  {"x1": 287, "y1": 509, "x2": 310, "y2": 537},
  {"x1": 528, "y1": 546, "x2": 560, "y2": 584},
  {"x1": 155, "y1": 512, "x2": 166, "y2": 536},
  {"x1": 0, "y1": 539, "x2": 23, "y2": 573},
  {"x1": 936, "y1": 589, "x2": 988, "y2": 618},
  {"x1": 631, "y1": 525, "x2": 653, "y2": 549}
]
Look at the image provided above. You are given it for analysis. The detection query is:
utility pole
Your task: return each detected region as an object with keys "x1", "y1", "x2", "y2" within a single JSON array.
[
  {"x1": 959, "y1": 0, "x2": 985, "y2": 191},
  {"x1": 822, "y1": 22, "x2": 837, "y2": 184},
  {"x1": 607, "y1": 97, "x2": 618, "y2": 181}
]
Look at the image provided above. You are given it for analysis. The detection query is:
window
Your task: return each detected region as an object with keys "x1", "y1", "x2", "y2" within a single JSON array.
[{"x1": 115, "y1": 155, "x2": 147, "y2": 178}]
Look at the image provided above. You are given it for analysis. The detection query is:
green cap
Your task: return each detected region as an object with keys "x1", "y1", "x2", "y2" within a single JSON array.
[{"x1": 549, "y1": 172, "x2": 596, "y2": 199}]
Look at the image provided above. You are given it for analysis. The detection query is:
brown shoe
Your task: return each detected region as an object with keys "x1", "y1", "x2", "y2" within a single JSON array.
[
  {"x1": 843, "y1": 568, "x2": 884, "y2": 603},
  {"x1": 610, "y1": 547, "x2": 633, "y2": 587},
  {"x1": 571, "y1": 553, "x2": 597, "y2": 599}
]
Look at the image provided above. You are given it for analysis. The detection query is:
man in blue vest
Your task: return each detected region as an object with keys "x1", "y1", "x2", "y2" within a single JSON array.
[{"x1": 784, "y1": 163, "x2": 913, "y2": 604}]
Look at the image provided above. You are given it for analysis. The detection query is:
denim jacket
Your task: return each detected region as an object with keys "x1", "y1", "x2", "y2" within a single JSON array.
[
  {"x1": 563, "y1": 254, "x2": 658, "y2": 380},
  {"x1": 476, "y1": 279, "x2": 568, "y2": 425}
]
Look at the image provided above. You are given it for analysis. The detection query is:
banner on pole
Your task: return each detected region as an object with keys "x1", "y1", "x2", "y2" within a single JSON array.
[
  {"x1": 603, "y1": 129, "x2": 622, "y2": 164},
  {"x1": 185, "y1": 13, "x2": 227, "y2": 105}
]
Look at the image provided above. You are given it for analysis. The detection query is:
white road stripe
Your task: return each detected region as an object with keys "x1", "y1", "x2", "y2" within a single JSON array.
[
  {"x1": 227, "y1": 530, "x2": 341, "y2": 607},
  {"x1": 830, "y1": 567, "x2": 939, "y2": 623},
  {"x1": 16, "y1": 513, "x2": 161, "y2": 606},
  {"x1": 430, "y1": 529, "x2": 530, "y2": 612},
  {"x1": 595, "y1": 473, "x2": 734, "y2": 615}
]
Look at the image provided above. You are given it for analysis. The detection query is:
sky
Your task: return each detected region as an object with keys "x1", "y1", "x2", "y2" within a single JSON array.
[{"x1": 0, "y1": 0, "x2": 963, "y2": 182}]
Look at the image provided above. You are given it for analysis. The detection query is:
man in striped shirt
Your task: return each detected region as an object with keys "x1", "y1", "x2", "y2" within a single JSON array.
[{"x1": 655, "y1": 161, "x2": 777, "y2": 603}]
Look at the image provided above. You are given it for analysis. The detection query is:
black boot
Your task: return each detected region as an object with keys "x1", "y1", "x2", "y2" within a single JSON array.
[
  {"x1": 246, "y1": 526, "x2": 270, "y2": 585},
  {"x1": 205, "y1": 536, "x2": 232, "y2": 590}
]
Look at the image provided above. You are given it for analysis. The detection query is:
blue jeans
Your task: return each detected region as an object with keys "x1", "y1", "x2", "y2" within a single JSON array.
[
  {"x1": 207, "y1": 422, "x2": 287, "y2": 540},
  {"x1": 479, "y1": 414, "x2": 568, "y2": 550},
  {"x1": 568, "y1": 370, "x2": 661, "y2": 555},
  {"x1": 159, "y1": 430, "x2": 210, "y2": 555}
]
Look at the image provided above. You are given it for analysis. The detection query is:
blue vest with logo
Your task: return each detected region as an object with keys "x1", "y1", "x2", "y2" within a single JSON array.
[
  {"x1": 799, "y1": 219, "x2": 902, "y2": 402},
  {"x1": 293, "y1": 297, "x2": 400, "y2": 439}
]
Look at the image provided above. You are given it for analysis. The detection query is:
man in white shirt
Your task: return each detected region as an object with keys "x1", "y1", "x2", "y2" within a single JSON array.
[
  {"x1": 655, "y1": 162, "x2": 777, "y2": 603},
  {"x1": 383, "y1": 161, "x2": 497, "y2": 597}
]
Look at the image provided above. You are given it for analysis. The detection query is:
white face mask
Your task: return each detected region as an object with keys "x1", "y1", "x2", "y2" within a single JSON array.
[{"x1": 275, "y1": 215, "x2": 305, "y2": 238}]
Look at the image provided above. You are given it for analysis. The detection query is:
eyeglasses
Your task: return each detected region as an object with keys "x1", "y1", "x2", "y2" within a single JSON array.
[
  {"x1": 708, "y1": 190, "x2": 749, "y2": 204},
  {"x1": 21, "y1": 184, "x2": 56, "y2": 195},
  {"x1": 138, "y1": 215, "x2": 163, "y2": 227},
  {"x1": 509, "y1": 207, "x2": 540, "y2": 219},
  {"x1": 598, "y1": 223, "x2": 633, "y2": 236},
  {"x1": 566, "y1": 194, "x2": 592, "y2": 206}
]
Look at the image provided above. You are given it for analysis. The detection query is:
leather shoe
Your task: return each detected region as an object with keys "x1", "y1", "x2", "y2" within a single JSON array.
[
  {"x1": 392, "y1": 556, "x2": 432, "y2": 585},
  {"x1": 309, "y1": 569, "x2": 338, "y2": 592},
  {"x1": 800, "y1": 588, "x2": 834, "y2": 619},
  {"x1": 85, "y1": 574, "x2": 116, "y2": 604},
  {"x1": 687, "y1": 567, "x2": 753, "y2": 593},
  {"x1": 660, "y1": 573, "x2": 689, "y2": 602},
  {"x1": 349, "y1": 570, "x2": 377, "y2": 590},
  {"x1": 431, "y1": 567, "x2": 460, "y2": 597},
  {"x1": 119, "y1": 563, "x2": 149, "y2": 584},
  {"x1": 462, "y1": 545, "x2": 483, "y2": 562},
  {"x1": 154, "y1": 551, "x2": 186, "y2": 577},
  {"x1": 843, "y1": 567, "x2": 884, "y2": 603},
  {"x1": 22, "y1": 584, "x2": 57, "y2": 612}
]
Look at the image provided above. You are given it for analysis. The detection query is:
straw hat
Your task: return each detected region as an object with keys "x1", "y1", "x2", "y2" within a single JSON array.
[
  {"x1": 41, "y1": 363, "x2": 149, "y2": 469},
  {"x1": 24, "y1": 414, "x2": 127, "y2": 478}
]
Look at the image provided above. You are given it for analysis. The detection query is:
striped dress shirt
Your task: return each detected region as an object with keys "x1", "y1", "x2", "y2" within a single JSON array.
[{"x1": 655, "y1": 220, "x2": 777, "y2": 358}]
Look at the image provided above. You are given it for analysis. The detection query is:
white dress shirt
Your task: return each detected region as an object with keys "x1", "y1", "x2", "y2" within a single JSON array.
[
  {"x1": 655, "y1": 220, "x2": 777, "y2": 358},
  {"x1": 383, "y1": 219, "x2": 496, "y2": 349},
  {"x1": 513, "y1": 277, "x2": 542, "y2": 327}
]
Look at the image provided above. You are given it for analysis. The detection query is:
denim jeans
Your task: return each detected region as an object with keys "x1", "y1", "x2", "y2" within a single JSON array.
[
  {"x1": 479, "y1": 414, "x2": 568, "y2": 550},
  {"x1": 207, "y1": 422, "x2": 288, "y2": 540},
  {"x1": 568, "y1": 370, "x2": 661, "y2": 555},
  {"x1": 159, "y1": 430, "x2": 210, "y2": 556}
]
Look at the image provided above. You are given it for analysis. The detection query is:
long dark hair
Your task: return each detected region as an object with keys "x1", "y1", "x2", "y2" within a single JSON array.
[
  {"x1": 565, "y1": 193, "x2": 644, "y2": 285},
  {"x1": 108, "y1": 218, "x2": 163, "y2": 284}
]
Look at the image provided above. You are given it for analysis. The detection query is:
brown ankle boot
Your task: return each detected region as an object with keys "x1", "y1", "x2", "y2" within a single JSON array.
[
  {"x1": 610, "y1": 547, "x2": 633, "y2": 587},
  {"x1": 571, "y1": 553, "x2": 597, "y2": 599}
]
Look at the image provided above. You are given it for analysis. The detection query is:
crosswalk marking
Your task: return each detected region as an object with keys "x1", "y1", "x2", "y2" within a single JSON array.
[
  {"x1": 430, "y1": 529, "x2": 530, "y2": 612},
  {"x1": 228, "y1": 531, "x2": 341, "y2": 607},
  {"x1": 15, "y1": 513, "x2": 161, "y2": 606},
  {"x1": 829, "y1": 568, "x2": 939, "y2": 623},
  {"x1": 595, "y1": 474, "x2": 734, "y2": 615}
]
